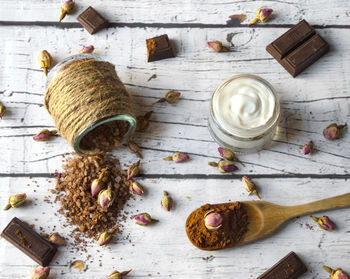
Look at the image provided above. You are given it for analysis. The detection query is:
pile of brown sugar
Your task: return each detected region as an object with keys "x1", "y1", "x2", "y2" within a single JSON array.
[
  {"x1": 53, "y1": 153, "x2": 132, "y2": 239},
  {"x1": 185, "y1": 202, "x2": 248, "y2": 250}
]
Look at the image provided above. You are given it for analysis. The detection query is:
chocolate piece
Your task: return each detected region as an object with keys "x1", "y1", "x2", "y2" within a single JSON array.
[
  {"x1": 77, "y1": 6, "x2": 109, "y2": 34},
  {"x1": 266, "y1": 20, "x2": 329, "y2": 77},
  {"x1": 257, "y1": 251, "x2": 307, "y2": 279},
  {"x1": 146, "y1": 34, "x2": 175, "y2": 62},
  {"x1": 1, "y1": 217, "x2": 57, "y2": 266}
]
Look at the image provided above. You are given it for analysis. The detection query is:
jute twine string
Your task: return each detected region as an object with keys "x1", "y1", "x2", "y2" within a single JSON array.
[{"x1": 44, "y1": 58, "x2": 133, "y2": 151}]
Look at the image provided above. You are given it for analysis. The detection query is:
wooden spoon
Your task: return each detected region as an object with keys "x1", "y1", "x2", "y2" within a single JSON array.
[{"x1": 186, "y1": 193, "x2": 350, "y2": 251}]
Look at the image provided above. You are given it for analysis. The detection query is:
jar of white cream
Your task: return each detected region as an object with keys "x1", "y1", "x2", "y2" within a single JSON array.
[{"x1": 208, "y1": 74, "x2": 280, "y2": 153}]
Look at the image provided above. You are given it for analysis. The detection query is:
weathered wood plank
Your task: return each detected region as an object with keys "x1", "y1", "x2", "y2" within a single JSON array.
[
  {"x1": 0, "y1": 0, "x2": 350, "y2": 26},
  {"x1": 0, "y1": 177, "x2": 349, "y2": 278}
]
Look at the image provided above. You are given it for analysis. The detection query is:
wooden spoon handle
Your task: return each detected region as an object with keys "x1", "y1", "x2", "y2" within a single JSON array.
[{"x1": 286, "y1": 192, "x2": 350, "y2": 218}]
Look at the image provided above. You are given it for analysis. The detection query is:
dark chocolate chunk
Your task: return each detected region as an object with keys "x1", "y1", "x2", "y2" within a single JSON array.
[
  {"x1": 266, "y1": 20, "x2": 329, "y2": 77},
  {"x1": 1, "y1": 217, "x2": 57, "y2": 266},
  {"x1": 257, "y1": 251, "x2": 307, "y2": 279},
  {"x1": 77, "y1": 6, "x2": 109, "y2": 34},
  {"x1": 146, "y1": 34, "x2": 175, "y2": 62}
]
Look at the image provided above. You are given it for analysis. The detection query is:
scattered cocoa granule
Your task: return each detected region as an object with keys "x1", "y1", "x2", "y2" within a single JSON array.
[{"x1": 54, "y1": 153, "x2": 132, "y2": 239}]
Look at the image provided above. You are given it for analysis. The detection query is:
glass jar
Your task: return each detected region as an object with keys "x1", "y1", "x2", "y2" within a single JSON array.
[
  {"x1": 208, "y1": 74, "x2": 280, "y2": 153},
  {"x1": 45, "y1": 54, "x2": 136, "y2": 155}
]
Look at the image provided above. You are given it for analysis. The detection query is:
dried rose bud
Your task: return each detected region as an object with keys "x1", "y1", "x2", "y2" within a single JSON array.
[
  {"x1": 249, "y1": 8, "x2": 273, "y2": 26},
  {"x1": 33, "y1": 129, "x2": 57, "y2": 141},
  {"x1": 107, "y1": 270, "x2": 132, "y2": 279},
  {"x1": 78, "y1": 45, "x2": 94, "y2": 54},
  {"x1": 127, "y1": 160, "x2": 141, "y2": 180},
  {"x1": 97, "y1": 227, "x2": 118, "y2": 246},
  {"x1": 70, "y1": 260, "x2": 84, "y2": 270},
  {"x1": 59, "y1": 0, "x2": 75, "y2": 22},
  {"x1": 204, "y1": 210, "x2": 223, "y2": 231},
  {"x1": 242, "y1": 176, "x2": 261, "y2": 199},
  {"x1": 206, "y1": 41, "x2": 230, "y2": 52},
  {"x1": 302, "y1": 141, "x2": 315, "y2": 155},
  {"x1": 127, "y1": 141, "x2": 142, "y2": 158},
  {"x1": 136, "y1": 111, "x2": 153, "y2": 132},
  {"x1": 48, "y1": 232, "x2": 66, "y2": 246},
  {"x1": 323, "y1": 123, "x2": 347, "y2": 140},
  {"x1": 38, "y1": 50, "x2": 52, "y2": 76},
  {"x1": 0, "y1": 102, "x2": 6, "y2": 119},
  {"x1": 218, "y1": 147, "x2": 245, "y2": 166},
  {"x1": 4, "y1": 193, "x2": 27, "y2": 210},
  {"x1": 91, "y1": 168, "x2": 110, "y2": 197},
  {"x1": 30, "y1": 266, "x2": 50, "y2": 279},
  {"x1": 97, "y1": 185, "x2": 115, "y2": 208},
  {"x1": 134, "y1": 213, "x2": 158, "y2": 226},
  {"x1": 161, "y1": 191, "x2": 174, "y2": 211},
  {"x1": 129, "y1": 181, "x2": 144, "y2": 196},
  {"x1": 155, "y1": 91, "x2": 181, "y2": 104},
  {"x1": 217, "y1": 159, "x2": 238, "y2": 173},
  {"x1": 163, "y1": 152, "x2": 190, "y2": 163},
  {"x1": 311, "y1": 216, "x2": 336, "y2": 231},
  {"x1": 323, "y1": 265, "x2": 350, "y2": 279}
]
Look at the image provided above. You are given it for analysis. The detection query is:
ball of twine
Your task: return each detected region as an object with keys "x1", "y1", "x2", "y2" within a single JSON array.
[{"x1": 44, "y1": 58, "x2": 134, "y2": 154}]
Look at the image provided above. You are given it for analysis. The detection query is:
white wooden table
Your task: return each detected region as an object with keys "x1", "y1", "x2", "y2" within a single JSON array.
[{"x1": 1, "y1": 1, "x2": 350, "y2": 278}]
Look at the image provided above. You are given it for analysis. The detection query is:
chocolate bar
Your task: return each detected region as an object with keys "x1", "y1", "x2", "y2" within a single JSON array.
[
  {"x1": 257, "y1": 251, "x2": 307, "y2": 279},
  {"x1": 77, "y1": 6, "x2": 109, "y2": 34},
  {"x1": 266, "y1": 20, "x2": 329, "y2": 77},
  {"x1": 146, "y1": 34, "x2": 175, "y2": 62},
  {"x1": 1, "y1": 217, "x2": 57, "y2": 266}
]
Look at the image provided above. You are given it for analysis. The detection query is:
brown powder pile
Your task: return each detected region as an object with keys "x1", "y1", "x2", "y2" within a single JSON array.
[
  {"x1": 54, "y1": 153, "x2": 132, "y2": 239},
  {"x1": 185, "y1": 202, "x2": 248, "y2": 250}
]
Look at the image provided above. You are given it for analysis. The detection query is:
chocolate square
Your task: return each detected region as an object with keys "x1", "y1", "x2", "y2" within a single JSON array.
[
  {"x1": 146, "y1": 34, "x2": 175, "y2": 62},
  {"x1": 77, "y1": 6, "x2": 109, "y2": 35}
]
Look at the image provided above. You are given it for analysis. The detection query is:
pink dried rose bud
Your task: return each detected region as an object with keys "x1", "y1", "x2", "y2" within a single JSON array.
[
  {"x1": 4, "y1": 193, "x2": 27, "y2": 210},
  {"x1": 129, "y1": 181, "x2": 144, "y2": 196},
  {"x1": 127, "y1": 160, "x2": 141, "y2": 180},
  {"x1": 78, "y1": 45, "x2": 94, "y2": 54},
  {"x1": 206, "y1": 41, "x2": 230, "y2": 52},
  {"x1": 33, "y1": 129, "x2": 57, "y2": 141},
  {"x1": 91, "y1": 168, "x2": 110, "y2": 197},
  {"x1": 249, "y1": 8, "x2": 273, "y2": 26},
  {"x1": 127, "y1": 141, "x2": 142, "y2": 158},
  {"x1": 48, "y1": 232, "x2": 66, "y2": 246},
  {"x1": 323, "y1": 123, "x2": 347, "y2": 140},
  {"x1": 218, "y1": 147, "x2": 245, "y2": 166},
  {"x1": 204, "y1": 210, "x2": 223, "y2": 231},
  {"x1": 134, "y1": 213, "x2": 158, "y2": 226},
  {"x1": 163, "y1": 152, "x2": 190, "y2": 163},
  {"x1": 311, "y1": 216, "x2": 336, "y2": 231},
  {"x1": 59, "y1": 0, "x2": 75, "y2": 22},
  {"x1": 218, "y1": 159, "x2": 238, "y2": 173},
  {"x1": 155, "y1": 91, "x2": 181, "y2": 104},
  {"x1": 107, "y1": 270, "x2": 132, "y2": 279},
  {"x1": 242, "y1": 176, "x2": 261, "y2": 199},
  {"x1": 302, "y1": 141, "x2": 315, "y2": 155},
  {"x1": 97, "y1": 185, "x2": 115, "y2": 208},
  {"x1": 161, "y1": 191, "x2": 174, "y2": 211},
  {"x1": 38, "y1": 50, "x2": 52, "y2": 76},
  {"x1": 30, "y1": 266, "x2": 50, "y2": 279},
  {"x1": 323, "y1": 265, "x2": 350, "y2": 279},
  {"x1": 0, "y1": 102, "x2": 6, "y2": 119},
  {"x1": 97, "y1": 227, "x2": 118, "y2": 246}
]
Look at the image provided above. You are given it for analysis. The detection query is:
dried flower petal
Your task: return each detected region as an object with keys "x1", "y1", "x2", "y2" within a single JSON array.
[
  {"x1": 302, "y1": 141, "x2": 315, "y2": 155},
  {"x1": 218, "y1": 159, "x2": 238, "y2": 173},
  {"x1": 323, "y1": 266, "x2": 350, "y2": 279},
  {"x1": 163, "y1": 152, "x2": 189, "y2": 163},
  {"x1": 161, "y1": 191, "x2": 174, "y2": 211},
  {"x1": 323, "y1": 123, "x2": 347, "y2": 140},
  {"x1": 38, "y1": 50, "x2": 52, "y2": 76},
  {"x1": 70, "y1": 260, "x2": 84, "y2": 270},
  {"x1": 97, "y1": 185, "x2": 115, "y2": 208},
  {"x1": 30, "y1": 266, "x2": 50, "y2": 279},
  {"x1": 311, "y1": 216, "x2": 336, "y2": 231},
  {"x1": 204, "y1": 210, "x2": 223, "y2": 231},
  {"x1": 127, "y1": 141, "x2": 142, "y2": 158},
  {"x1": 207, "y1": 41, "x2": 230, "y2": 52},
  {"x1": 59, "y1": 0, "x2": 75, "y2": 22},
  {"x1": 78, "y1": 45, "x2": 94, "y2": 54},
  {"x1": 136, "y1": 111, "x2": 153, "y2": 132},
  {"x1": 33, "y1": 129, "x2": 57, "y2": 141},
  {"x1": 4, "y1": 193, "x2": 27, "y2": 210},
  {"x1": 242, "y1": 176, "x2": 261, "y2": 199},
  {"x1": 0, "y1": 103, "x2": 6, "y2": 119},
  {"x1": 127, "y1": 160, "x2": 141, "y2": 180},
  {"x1": 129, "y1": 181, "x2": 144, "y2": 196},
  {"x1": 107, "y1": 270, "x2": 132, "y2": 279},
  {"x1": 218, "y1": 147, "x2": 245, "y2": 166},
  {"x1": 134, "y1": 213, "x2": 158, "y2": 226},
  {"x1": 48, "y1": 232, "x2": 66, "y2": 246},
  {"x1": 249, "y1": 8, "x2": 273, "y2": 26}
]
